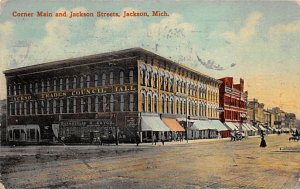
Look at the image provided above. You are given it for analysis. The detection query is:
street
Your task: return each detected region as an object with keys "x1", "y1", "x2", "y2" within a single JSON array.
[{"x1": 1, "y1": 134, "x2": 300, "y2": 189}]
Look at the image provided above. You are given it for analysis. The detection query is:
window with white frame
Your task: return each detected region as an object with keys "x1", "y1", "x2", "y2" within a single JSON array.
[
  {"x1": 129, "y1": 94, "x2": 134, "y2": 111},
  {"x1": 95, "y1": 74, "x2": 98, "y2": 86},
  {"x1": 102, "y1": 73, "x2": 106, "y2": 86},
  {"x1": 129, "y1": 70, "x2": 133, "y2": 84},
  {"x1": 110, "y1": 95, "x2": 114, "y2": 112},
  {"x1": 120, "y1": 71, "x2": 124, "y2": 85},
  {"x1": 120, "y1": 95, "x2": 124, "y2": 111},
  {"x1": 110, "y1": 72, "x2": 114, "y2": 85},
  {"x1": 103, "y1": 96, "x2": 107, "y2": 112},
  {"x1": 148, "y1": 94, "x2": 152, "y2": 112}
]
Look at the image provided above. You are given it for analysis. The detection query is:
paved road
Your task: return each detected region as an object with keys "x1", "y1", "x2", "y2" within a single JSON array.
[{"x1": 1, "y1": 134, "x2": 300, "y2": 189}]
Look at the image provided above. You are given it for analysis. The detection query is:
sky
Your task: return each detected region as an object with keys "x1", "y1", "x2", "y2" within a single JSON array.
[{"x1": 0, "y1": 0, "x2": 299, "y2": 116}]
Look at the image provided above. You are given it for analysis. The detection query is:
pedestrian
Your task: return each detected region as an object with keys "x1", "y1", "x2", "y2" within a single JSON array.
[
  {"x1": 161, "y1": 133, "x2": 165, "y2": 146},
  {"x1": 260, "y1": 136, "x2": 267, "y2": 148},
  {"x1": 296, "y1": 129, "x2": 299, "y2": 136},
  {"x1": 153, "y1": 133, "x2": 157, "y2": 145},
  {"x1": 135, "y1": 133, "x2": 140, "y2": 146}
]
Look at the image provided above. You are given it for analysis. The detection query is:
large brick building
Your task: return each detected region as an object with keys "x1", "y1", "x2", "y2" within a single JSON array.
[
  {"x1": 4, "y1": 48, "x2": 222, "y2": 144},
  {"x1": 219, "y1": 77, "x2": 256, "y2": 137}
]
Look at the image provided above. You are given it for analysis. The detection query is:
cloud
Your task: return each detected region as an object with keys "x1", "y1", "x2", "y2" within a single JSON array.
[
  {"x1": 0, "y1": 0, "x2": 9, "y2": 15},
  {"x1": 223, "y1": 11, "x2": 263, "y2": 44},
  {"x1": 0, "y1": 21, "x2": 14, "y2": 99},
  {"x1": 269, "y1": 22, "x2": 300, "y2": 39}
]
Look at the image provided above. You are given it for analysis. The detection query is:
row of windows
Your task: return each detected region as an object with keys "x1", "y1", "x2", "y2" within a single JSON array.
[
  {"x1": 9, "y1": 94, "x2": 136, "y2": 116},
  {"x1": 224, "y1": 96, "x2": 246, "y2": 108},
  {"x1": 141, "y1": 93, "x2": 219, "y2": 118},
  {"x1": 8, "y1": 70, "x2": 134, "y2": 96},
  {"x1": 140, "y1": 71, "x2": 218, "y2": 101},
  {"x1": 224, "y1": 110, "x2": 243, "y2": 121}
]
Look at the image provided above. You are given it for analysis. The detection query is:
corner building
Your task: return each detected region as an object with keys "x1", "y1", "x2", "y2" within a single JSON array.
[{"x1": 4, "y1": 48, "x2": 221, "y2": 143}]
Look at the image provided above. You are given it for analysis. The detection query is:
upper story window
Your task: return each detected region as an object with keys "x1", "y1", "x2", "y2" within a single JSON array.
[
  {"x1": 102, "y1": 73, "x2": 106, "y2": 86},
  {"x1": 95, "y1": 74, "x2": 98, "y2": 87},
  {"x1": 80, "y1": 76, "x2": 84, "y2": 88},
  {"x1": 59, "y1": 78, "x2": 63, "y2": 91},
  {"x1": 66, "y1": 77, "x2": 69, "y2": 90},
  {"x1": 142, "y1": 93, "x2": 146, "y2": 112},
  {"x1": 53, "y1": 79, "x2": 57, "y2": 91},
  {"x1": 148, "y1": 94, "x2": 152, "y2": 112},
  {"x1": 120, "y1": 95, "x2": 124, "y2": 112},
  {"x1": 73, "y1": 77, "x2": 76, "y2": 89},
  {"x1": 154, "y1": 95, "x2": 157, "y2": 112},
  {"x1": 110, "y1": 72, "x2": 114, "y2": 85},
  {"x1": 129, "y1": 70, "x2": 134, "y2": 84},
  {"x1": 130, "y1": 94, "x2": 134, "y2": 111},
  {"x1": 86, "y1": 75, "x2": 90, "y2": 88},
  {"x1": 110, "y1": 95, "x2": 114, "y2": 112},
  {"x1": 35, "y1": 82, "x2": 38, "y2": 93},
  {"x1": 119, "y1": 71, "x2": 124, "y2": 85}
]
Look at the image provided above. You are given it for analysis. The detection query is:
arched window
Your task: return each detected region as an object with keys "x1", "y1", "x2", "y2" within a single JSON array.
[
  {"x1": 129, "y1": 70, "x2": 134, "y2": 84},
  {"x1": 86, "y1": 75, "x2": 90, "y2": 88},
  {"x1": 94, "y1": 74, "x2": 98, "y2": 87},
  {"x1": 103, "y1": 96, "x2": 107, "y2": 112},
  {"x1": 110, "y1": 72, "x2": 114, "y2": 85},
  {"x1": 120, "y1": 95, "x2": 124, "y2": 111},
  {"x1": 166, "y1": 98, "x2": 169, "y2": 113},
  {"x1": 162, "y1": 96, "x2": 165, "y2": 113},
  {"x1": 73, "y1": 77, "x2": 76, "y2": 89},
  {"x1": 148, "y1": 94, "x2": 152, "y2": 112},
  {"x1": 102, "y1": 73, "x2": 106, "y2": 86},
  {"x1": 170, "y1": 98, "x2": 174, "y2": 114},
  {"x1": 154, "y1": 74, "x2": 158, "y2": 88},
  {"x1": 130, "y1": 94, "x2": 134, "y2": 111},
  {"x1": 119, "y1": 71, "x2": 124, "y2": 85},
  {"x1": 142, "y1": 93, "x2": 146, "y2": 112},
  {"x1": 154, "y1": 95, "x2": 157, "y2": 112},
  {"x1": 161, "y1": 76, "x2": 164, "y2": 90},
  {"x1": 148, "y1": 72, "x2": 152, "y2": 87},
  {"x1": 80, "y1": 76, "x2": 84, "y2": 88},
  {"x1": 176, "y1": 100, "x2": 179, "y2": 114},
  {"x1": 110, "y1": 95, "x2": 114, "y2": 112}
]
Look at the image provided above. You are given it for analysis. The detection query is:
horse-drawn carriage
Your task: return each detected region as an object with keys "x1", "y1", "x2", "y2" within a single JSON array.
[{"x1": 230, "y1": 131, "x2": 244, "y2": 141}]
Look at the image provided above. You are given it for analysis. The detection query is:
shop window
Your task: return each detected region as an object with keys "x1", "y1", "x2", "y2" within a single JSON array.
[{"x1": 88, "y1": 97, "x2": 91, "y2": 112}]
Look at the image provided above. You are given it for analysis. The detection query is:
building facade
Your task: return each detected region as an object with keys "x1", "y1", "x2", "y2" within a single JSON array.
[
  {"x1": 218, "y1": 77, "x2": 256, "y2": 137},
  {"x1": 4, "y1": 48, "x2": 221, "y2": 144}
]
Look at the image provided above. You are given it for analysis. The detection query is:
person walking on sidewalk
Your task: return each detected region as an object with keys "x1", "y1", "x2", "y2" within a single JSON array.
[
  {"x1": 135, "y1": 133, "x2": 140, "y2": 146},
  {"x1": 153, "y1": 133, "x2": 157, "y2": 145},
  {"x1": 161, "y1": 133, "x2": 165, "y2": 146}
]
